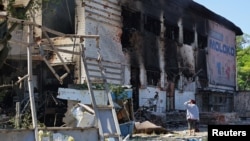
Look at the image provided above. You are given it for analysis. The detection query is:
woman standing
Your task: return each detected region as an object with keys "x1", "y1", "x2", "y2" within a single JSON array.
[{"x1": 184, "y1": 99, "x2": 200, "y2": 136}]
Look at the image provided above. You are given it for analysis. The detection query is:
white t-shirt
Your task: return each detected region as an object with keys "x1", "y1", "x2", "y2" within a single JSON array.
[{"x1": 184, "y1": 101, "x2": 200, "y2": 120}]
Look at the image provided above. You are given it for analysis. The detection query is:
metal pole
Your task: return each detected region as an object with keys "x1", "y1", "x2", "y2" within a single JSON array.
[
  {"x1": 27, "y1": 25, "x2": 38, "y2": 141},
  {"x1": 15, "y1": 102, "x2": 20, "y2": 128}
]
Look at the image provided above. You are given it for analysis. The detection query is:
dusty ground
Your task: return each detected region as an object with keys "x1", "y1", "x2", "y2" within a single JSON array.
[
  {"x1": 126, "y1": 111, "x2": 250, "y2": 141},
  {"x1": 127, "y1": 123, "x2": 208, "y2": 141}
]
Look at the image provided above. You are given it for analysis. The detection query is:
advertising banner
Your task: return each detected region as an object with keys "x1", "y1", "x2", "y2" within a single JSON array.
[{"x1": 207, "y1": 20, "x2": 236, "y2": 87}]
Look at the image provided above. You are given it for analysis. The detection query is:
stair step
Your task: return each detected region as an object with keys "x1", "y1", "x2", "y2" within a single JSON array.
[
  {"x1": 96, "y1": 105, "x2": 114, "y2": 109},
  {"x1": 103, "y1": 133, "x2": 120, "y2": 138},
  {"x1": 81, "y1": 44, "x2": 122, "y2": 141}
]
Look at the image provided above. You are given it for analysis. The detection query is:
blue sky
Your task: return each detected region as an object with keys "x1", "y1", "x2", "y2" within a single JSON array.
[{"x1": 193, "y1": 0, "x2": 249, "y2": 35}]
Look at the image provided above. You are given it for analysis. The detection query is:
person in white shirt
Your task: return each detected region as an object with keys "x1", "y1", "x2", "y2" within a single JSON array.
[{"x1": 184, "y1": 99, "x2": 200, "y2": 136}]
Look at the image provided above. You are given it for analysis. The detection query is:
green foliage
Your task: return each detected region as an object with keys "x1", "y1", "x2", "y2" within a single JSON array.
[
  {"x1": 110, "y1": 85, "x2": 125, "y2": 95},
  {"x1": 69, "y1": 83, "x2": 128, "y2": 100},
  {"x1": 19, "y1": 113, "x2": 33, "y2": 129},
  {"x1": 9, "y1": 112, "x2": 45, "y2": 129},
  {"x1": 110, "y1": 85, "x2": 128, "y2": 100},
  {"x1": 236, "y1": 34, "x2": 250, "y2": 90},
  {"x1": 69, "y1": 83, "x2": 105, "y2": 90}
]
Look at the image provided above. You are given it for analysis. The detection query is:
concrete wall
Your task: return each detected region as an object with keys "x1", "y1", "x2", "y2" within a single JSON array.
[
  {"x1": 175, "y1": 90, "x2": 195, "y2": 110},
  {"x1": 234, "y1": 91, "x2": 250, "y2": 118}
]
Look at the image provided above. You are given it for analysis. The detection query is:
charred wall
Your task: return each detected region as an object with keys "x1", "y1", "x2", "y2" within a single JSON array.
[
  {"x1": 120, "y1": 0, "x2": 241, "y2": 112},
  {"x1": 121, "y1": 7, "x2": 162, "y2": 86},
  {"x1": 121, "y1": 0, "x2": 209, "y2": 88}
]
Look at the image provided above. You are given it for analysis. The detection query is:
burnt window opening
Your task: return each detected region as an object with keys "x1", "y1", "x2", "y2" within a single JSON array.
[
  {"x1": 42, "y1": 0, "x2": 75, "y2": 37},
  {"x1": 165, "y1": 68, "x2": 179, "y2": 83},
  {"x1": 214, "y1": 95, "x2": 226, "y2": 104},
  {"x1": 195, "y1": 18, "x2": 208, "y2": 48},
  {"x1": 196, "y1": 48, "x2": 208, "y2": 81},
  {"x1": 121, "y1": 7, "x2": 141, "y2": 48},
  {"x1": 121, "y1": 7, "x2": 141, "y2": 30},
  {"x1": 143, "y1": 15, "x2": 161, "y2": 36},
  {"x1": 11, "y1": 7, "x2": 26, "y2": 19},
  {"x1": 121, "y1": 29, "x2": 137, "y2": 49},
  {"x1": 165, "y1": 40, "x2": 179, "y2": 82},
  {"x1": 198, "y1": 35, "x2": 207, "y2": 49},
  {"x1": 164, "y1": 23, "x2": 179, "y2": 40},
  {"x1": 0, "y1": 20, "x2": 7, "y2": 41},
  {"x1": 183, "y1": 29, "x2": 194, "y2": 45},
  {"x1": 146, "y1": 69, "x2": 160, "y2": 86}
]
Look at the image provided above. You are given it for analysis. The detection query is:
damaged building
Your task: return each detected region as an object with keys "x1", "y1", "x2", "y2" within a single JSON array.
[
  {"x1": 119, "y1": 0, "x2": 242, "y2": 113},
  {"x1": 0, "y1": 0, "x2": 243, "y2": 131}
]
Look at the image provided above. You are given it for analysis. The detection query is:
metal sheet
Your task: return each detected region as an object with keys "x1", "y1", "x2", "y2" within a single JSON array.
[{"x1": 57, "y1": 88, "x2": 108, "y2": 105}]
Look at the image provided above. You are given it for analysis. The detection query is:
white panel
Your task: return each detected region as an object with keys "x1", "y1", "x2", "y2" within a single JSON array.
[
  {"x1": 57, "y1": 88, "x2": 108, "y2": 106},
  {"x1": 139, "y1": 87, "x2": 166, "y2": 113}
]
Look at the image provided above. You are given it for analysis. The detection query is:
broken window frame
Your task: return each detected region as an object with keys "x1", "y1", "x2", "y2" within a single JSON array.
[
  {"x1": 143, "y1": 14, "x2": 161, "y2": 36},
  {"x1": 146, "y1": 69, "x2": 161, "y2": 86}
]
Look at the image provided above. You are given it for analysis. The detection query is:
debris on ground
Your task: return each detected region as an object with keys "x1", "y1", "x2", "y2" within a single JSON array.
[{"x1": 134, "y1": 121, "x2": 171, "y2": 134}]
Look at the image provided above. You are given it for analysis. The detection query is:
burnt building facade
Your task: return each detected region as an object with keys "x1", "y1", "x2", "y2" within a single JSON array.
[
  {"x1": 119, "y1": 0, "x2": 242, "y2": 112},
  {"x1": 0, "y1": 0, "x2": 243, "y2": 126}
]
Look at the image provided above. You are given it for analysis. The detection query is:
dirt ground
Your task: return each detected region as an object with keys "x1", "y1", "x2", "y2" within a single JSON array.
[
  {"x1": 126, "y1": 111, "x2": 250, "y2": 141},
  {"x1": 127, "y1": 123, "x2": 208, "y2": 141}
]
